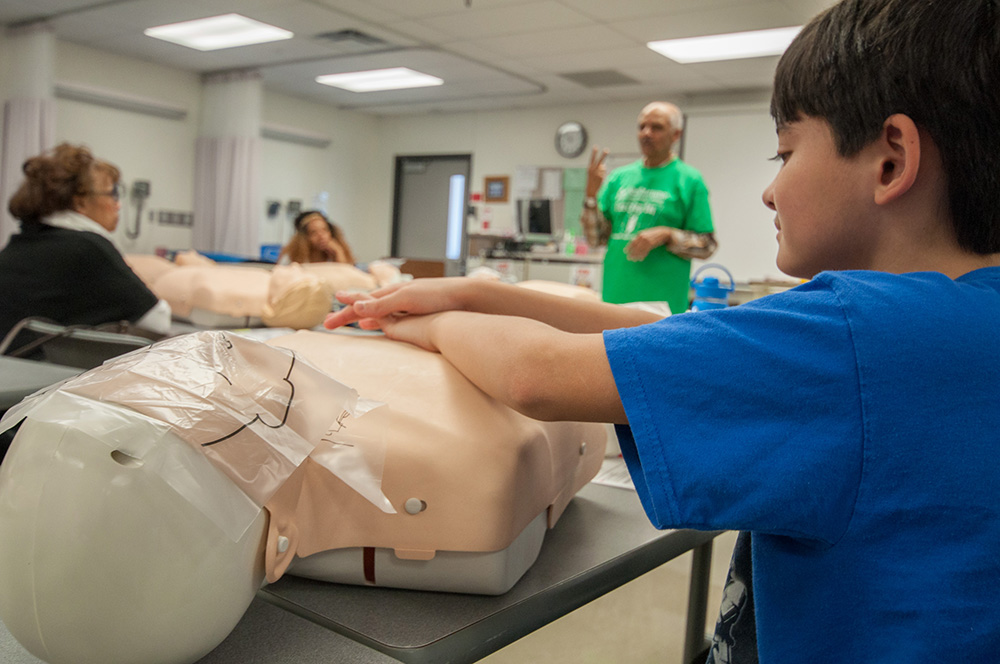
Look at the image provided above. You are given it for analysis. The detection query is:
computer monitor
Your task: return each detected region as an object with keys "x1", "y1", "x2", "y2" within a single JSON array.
[{"x1": 517, "y1": 198, "x2": 553, "y2": 242}]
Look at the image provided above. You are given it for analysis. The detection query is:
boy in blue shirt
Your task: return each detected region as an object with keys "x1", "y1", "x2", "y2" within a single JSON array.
[{"x1": 326, "y1": 0, "x2": 1000, "y2": 660}]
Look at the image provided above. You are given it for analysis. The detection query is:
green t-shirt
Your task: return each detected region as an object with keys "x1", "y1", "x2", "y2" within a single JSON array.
[{"x1": 597, "y1": 158, "x2": 714, "y2": 313}]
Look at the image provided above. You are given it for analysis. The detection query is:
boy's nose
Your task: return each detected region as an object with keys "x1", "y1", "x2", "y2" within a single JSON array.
[{"x1": 762, "y1": 181, "x2": 776, "y2": 210}]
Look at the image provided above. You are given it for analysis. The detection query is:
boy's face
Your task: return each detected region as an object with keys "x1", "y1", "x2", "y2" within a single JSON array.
[{"x1": 762, "y1": 116, "x2": 879, "y2": 279}]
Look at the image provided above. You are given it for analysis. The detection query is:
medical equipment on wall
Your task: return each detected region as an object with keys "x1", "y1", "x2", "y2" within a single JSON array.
[
  {"x1": 123, "y1": 179, "x2": 150, "y2": 240},
  {"x1": 0, "y1": 330, "x2": 605, "y2": 664}
]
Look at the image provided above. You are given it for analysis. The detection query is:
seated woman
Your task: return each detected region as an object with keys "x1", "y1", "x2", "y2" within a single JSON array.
[
  {"x1": 278, "y1": 210, "x2": 355, "y2": 265},
  {"x1": 0, "y1": 143, "x2": 171, "y2": 355}
]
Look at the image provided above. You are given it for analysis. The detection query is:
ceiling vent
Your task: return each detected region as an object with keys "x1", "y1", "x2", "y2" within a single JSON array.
[
  {"x1": 559, "y1": 69, "x2": 639, "y2": 88},
  {"x1": 314, "y1": 29, "x2": 388, "y2": 51}
]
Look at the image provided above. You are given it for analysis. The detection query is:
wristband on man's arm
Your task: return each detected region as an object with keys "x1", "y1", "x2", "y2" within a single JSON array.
[{"x1": 583, "y1": 196, "x2": 597, "y2": 210}]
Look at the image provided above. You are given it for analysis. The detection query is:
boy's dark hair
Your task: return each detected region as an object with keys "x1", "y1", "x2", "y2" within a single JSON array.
[{"x1": 771, "y1": 0, "x2": 1000, "y2": 254}]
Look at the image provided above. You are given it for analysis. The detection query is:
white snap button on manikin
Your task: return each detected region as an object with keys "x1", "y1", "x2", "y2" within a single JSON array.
[
  {"x1": 277, "y1": 535, "x2": 290, "y2": 553},
  {"x1": 404, "y1": 498, "x2": 427, "y2": 515}
]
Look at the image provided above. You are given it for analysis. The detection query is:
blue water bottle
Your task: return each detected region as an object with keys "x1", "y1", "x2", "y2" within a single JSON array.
[{"x1": 690, "y1": 263, "x2": 735, "y2": 312}]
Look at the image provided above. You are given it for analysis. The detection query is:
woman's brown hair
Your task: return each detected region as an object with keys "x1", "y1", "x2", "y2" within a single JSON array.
[{"x1": 8, "y1": 143, "x2": 120, "y2": 223}]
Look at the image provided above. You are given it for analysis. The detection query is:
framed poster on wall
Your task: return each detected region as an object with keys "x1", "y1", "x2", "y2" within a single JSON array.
[{"x1": 484, "y1": 176, "x2": 509, "y2": 203}]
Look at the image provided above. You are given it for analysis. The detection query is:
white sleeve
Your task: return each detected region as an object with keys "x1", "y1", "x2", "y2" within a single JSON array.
[{"x1": 135, "y1": 298, "x2": 172, "y2": 335}]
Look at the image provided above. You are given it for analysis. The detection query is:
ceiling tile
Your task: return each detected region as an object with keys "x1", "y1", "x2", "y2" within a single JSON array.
[
  {"x1": 448, "y1": 23, "x2": 634, "y2": 60},
  {"x1": 558, "y1": 0, "x2": 763, "y2": 22},
  {"x1": 359, "y1": 0, "x2": 534, "y2": 20},
  {"x1": 416, "y1": 1, "x2": 591, "y2": 39},
  {"x1": 612, "y1": 1, "x2": 804, "y2": 42},
  {"x1": 2, "y1": 0, "x2": 823, "y2": 115},
  {"x1": 517, "y1": 45, "x2": 665, "y2": 73}
]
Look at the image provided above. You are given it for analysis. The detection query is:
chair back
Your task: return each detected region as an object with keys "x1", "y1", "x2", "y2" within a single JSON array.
[{"x1": 0, "y1": 318, "x2": 153, "y2": 370}]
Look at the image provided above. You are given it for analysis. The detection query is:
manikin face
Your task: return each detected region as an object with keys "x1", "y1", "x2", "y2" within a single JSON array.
[
  {"x1": 74, "y1": 169, "x2": 121, "y2": 232},
  {"x1": 637, "y1": 103, "x2": 681, "y2": 166},
  {"x1": 762, "y1": 116, "x2": 878, "y2": 279},
  {"x1": 304, "y1": 216, "x2": 333, "y2": 250}
]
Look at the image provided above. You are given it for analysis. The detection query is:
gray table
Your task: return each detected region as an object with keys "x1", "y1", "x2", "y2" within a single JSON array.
[
  {"x1": 0, "y1": 356, "x2": 80, "y2": 410},
  {"x1": 0, "y1": 483, "x2": 717, "y2": 664},
  {"x1": 1, "y1": 597, "x2": 399, "y2": 664},
  {"x1": 259, "y1": 482, "x2": 719, "y2": 664},
  {"x1": 196, "y1": 598, "x2": 401, "y2": 664}
]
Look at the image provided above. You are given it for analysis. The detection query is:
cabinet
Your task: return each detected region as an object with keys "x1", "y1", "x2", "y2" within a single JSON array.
[{"x1": 467, "y1": 250, "x2": 603, "y2": 294}]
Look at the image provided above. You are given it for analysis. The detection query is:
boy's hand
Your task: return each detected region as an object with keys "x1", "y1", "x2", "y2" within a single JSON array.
[
  {"x1": 324, "y1": 278, "x2": 469, "y2": 330},
  {"x1": 375, "y1": 311, "x2": 445, "y2": 352}
]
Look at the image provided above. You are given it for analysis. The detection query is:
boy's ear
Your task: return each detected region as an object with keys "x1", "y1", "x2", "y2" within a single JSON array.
[{"x1": 874, "y1": 113, "x2": 921, "y2": 206}]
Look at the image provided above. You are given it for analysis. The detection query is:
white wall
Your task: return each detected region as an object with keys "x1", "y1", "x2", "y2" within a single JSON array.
[
  {"x1": 53, "y1": 42, "x2": 201, "y2": 256},
  {"x1": 684, "y1": 106, "x2": 783, "y2": 281},
  {"x1": 4, "y1": 37, "x2": 786, "y2": 280},
  {"x1": 376, "y1": 101, "x2": 646, "y2": 240},
  {"x1": 260, "y1": 94, "x2": 382, "y2": 262},
  {"x1": 1, "y1": 40, "x2": 386, "y2": 261},
  {"x1": 378, "y1": 96, "x2": 785, "y2": 282}
]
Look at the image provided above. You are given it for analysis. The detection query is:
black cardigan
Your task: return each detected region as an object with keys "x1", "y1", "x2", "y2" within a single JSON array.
[{"x1": 0, "y1": 222, "x2": 158, "y2": 351}]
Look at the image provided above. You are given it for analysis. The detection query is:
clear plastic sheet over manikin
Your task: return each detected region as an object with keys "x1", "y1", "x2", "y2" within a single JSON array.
[{"x1": 0, "y1": 330, "x2": 393, "y2": 542}]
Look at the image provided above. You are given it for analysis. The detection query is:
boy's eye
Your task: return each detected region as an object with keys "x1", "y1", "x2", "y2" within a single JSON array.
[{"x1": 769, "y1": 152, "x2": 790, "y2": 164}]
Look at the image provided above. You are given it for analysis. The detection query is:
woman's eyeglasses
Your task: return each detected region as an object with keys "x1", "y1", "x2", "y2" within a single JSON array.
[{"x1": 94, "y1": 183, "x2": 126, "y2": 202}]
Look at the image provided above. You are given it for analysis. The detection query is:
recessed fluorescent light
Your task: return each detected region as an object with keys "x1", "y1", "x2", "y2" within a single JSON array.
[
  {"x1": 315, "y1": 67, "x2": 444, "y2": 93},
  {"x1": 647, "y1": 26, "x2": 802, "y2": 64},
  {"x1": 144, "y1": 14, "x2": 293, "y2": 51}
]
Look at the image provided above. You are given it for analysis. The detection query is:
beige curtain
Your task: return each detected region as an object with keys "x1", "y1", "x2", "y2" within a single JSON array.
[
  {"x1": 0, "y1": 24, "x2": 56, "y2": 247},
  {"x1": 191, "y1": 70, "x2": 262, "y2": 257}
]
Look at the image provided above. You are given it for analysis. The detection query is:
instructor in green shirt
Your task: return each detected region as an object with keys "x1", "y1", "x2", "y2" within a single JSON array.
[{"x1": 581, "y1": 102, "x2": 717, "y2": 314}]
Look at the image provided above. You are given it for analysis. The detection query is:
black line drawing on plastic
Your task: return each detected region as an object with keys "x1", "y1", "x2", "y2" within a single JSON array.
[{"x1": 201, "y1": 348, "x2": 296, "y2": 447}]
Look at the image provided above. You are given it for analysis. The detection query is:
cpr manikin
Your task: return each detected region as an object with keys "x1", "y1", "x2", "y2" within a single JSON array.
[{"x1": 0, "y1": 330, "x2": 605, "y2": 664}]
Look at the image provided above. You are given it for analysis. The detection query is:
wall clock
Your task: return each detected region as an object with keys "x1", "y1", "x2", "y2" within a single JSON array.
[{"x1": 555, "y1": 121, "x2": 588, "y2": 158}]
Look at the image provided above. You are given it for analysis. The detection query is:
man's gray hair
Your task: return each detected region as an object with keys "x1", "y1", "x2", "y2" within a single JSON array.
[{"x1": 641, "y1": 101, "x2": 684, "y2": 131}]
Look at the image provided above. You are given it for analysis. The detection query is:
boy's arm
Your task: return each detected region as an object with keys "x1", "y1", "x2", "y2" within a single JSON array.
[
  {"x1": 380, "y1": 309, "x2": 628, "y2": 424},
  {"x1": 325, "y1": 278, "x2": 662, "y2": 332}
]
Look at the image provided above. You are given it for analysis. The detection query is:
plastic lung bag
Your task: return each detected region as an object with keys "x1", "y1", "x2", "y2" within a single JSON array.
[{"x1": 1, "y1": 330, "x2": 391, "y2": 535}]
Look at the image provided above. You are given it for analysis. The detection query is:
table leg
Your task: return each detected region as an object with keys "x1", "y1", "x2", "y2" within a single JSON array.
[{"x1": 682, "y1": 540, "x2": 714, "y2": 664}]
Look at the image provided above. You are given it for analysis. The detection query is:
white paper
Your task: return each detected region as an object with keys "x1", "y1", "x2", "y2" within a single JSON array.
[
  {"x1": 591, "y1": 456, "x2": 635, "y2": 490},
  {"x1": 514, "y1": 166, "x2": 539, "y2": 198},
  {"x1": 540, "y1": 168, "x2": 563, "y2": 199}
]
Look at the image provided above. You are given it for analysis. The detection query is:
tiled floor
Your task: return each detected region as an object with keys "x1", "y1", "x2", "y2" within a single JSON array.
[{"x1": 481, "y1": 530, "x2": 739, "y2": 664}]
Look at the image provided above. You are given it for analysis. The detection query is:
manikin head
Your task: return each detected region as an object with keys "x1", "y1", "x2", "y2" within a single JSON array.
[{"x1": 0, "y1": 332, "x2": 382, "y2": 664}]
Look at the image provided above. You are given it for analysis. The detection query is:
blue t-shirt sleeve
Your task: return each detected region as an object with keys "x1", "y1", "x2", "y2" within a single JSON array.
[{"x1": 605, "y1": 278, "x2": 865, "y2": 546}]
